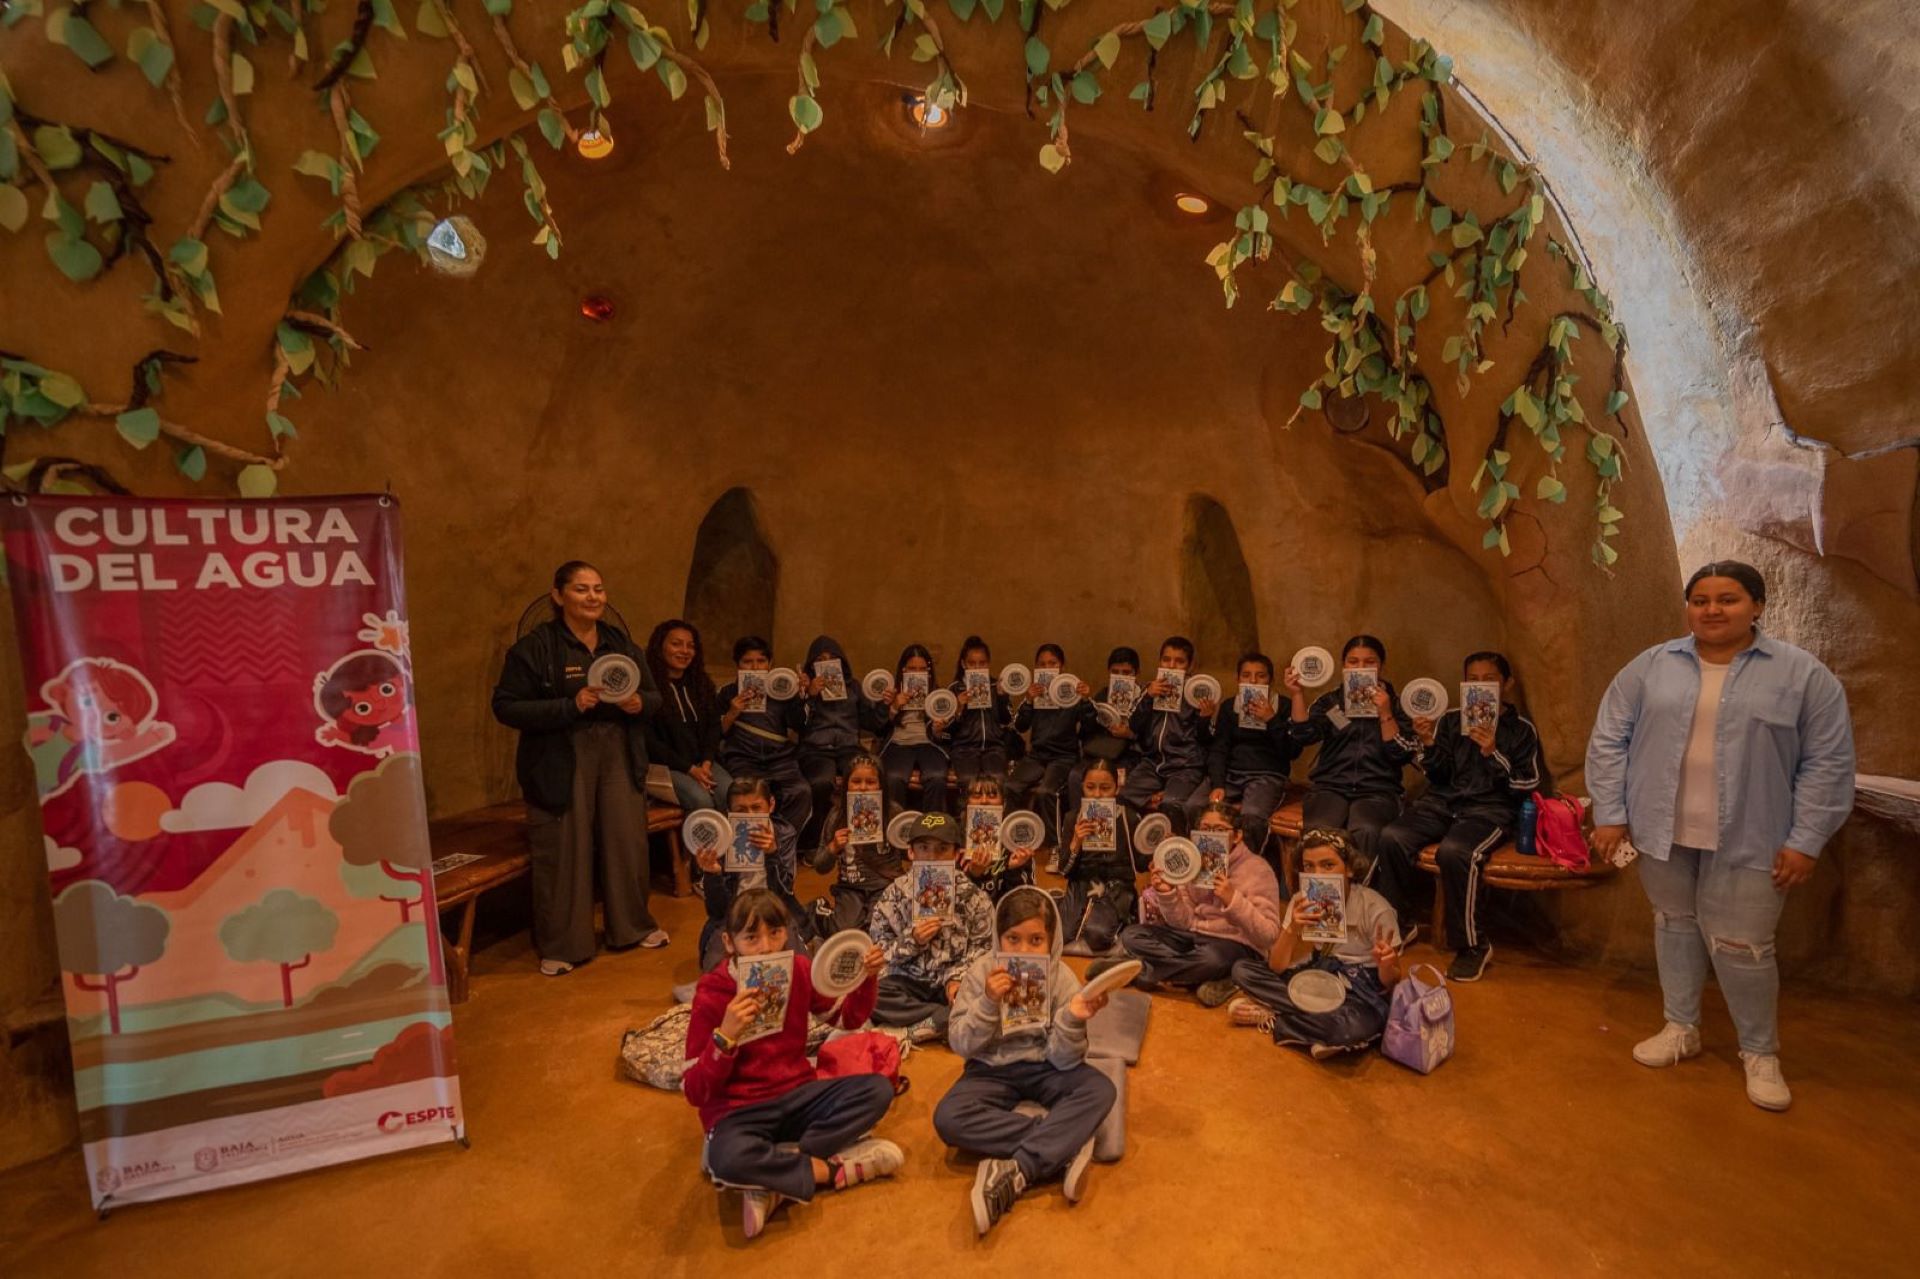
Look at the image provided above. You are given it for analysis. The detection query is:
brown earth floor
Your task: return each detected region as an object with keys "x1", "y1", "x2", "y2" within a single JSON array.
[{"x1": 2, "y1": 864, "x2": 1915, "y2": 1278}]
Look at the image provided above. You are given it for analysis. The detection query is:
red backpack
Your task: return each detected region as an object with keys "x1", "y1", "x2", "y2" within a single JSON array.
[
  {"x1": 1533, "y1": 795, "x2": 1590, "y2": 870},
  {"x1": 816, "y1": 1031, "x2": 911, "y2": 1096}
]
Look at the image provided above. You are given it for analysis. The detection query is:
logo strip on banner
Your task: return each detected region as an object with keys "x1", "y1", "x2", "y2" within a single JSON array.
[{"x1": 0, "y1": 495, "x2": 464, "y2": 1210}]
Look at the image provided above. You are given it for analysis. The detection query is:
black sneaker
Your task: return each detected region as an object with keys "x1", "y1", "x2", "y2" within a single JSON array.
[
  {"x1": 1447, "y1": 943, "x2": 1492, "y2": 982},
  {"x1": 971, "y1": 1158, "x2": 1026, "y2": 1235},
  {"x1": 1195, "y1": 978, "x2": 1238, "y2": 1008}
]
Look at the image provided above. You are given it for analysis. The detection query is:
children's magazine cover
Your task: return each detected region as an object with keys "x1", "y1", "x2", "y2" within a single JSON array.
[
  {"x1": 817, "y1": 657, "x2": 847, "y2": 702},
  {"x1": 1033, "y1": 668, "x2": 1058, "y2": 698},
  {"x1": 1107, "y1": 673, "x2": 1139, "y2": 717},
  {"x1": 967, "y1": 804, "x2": 1003, "y2": 860},
  {"x1": 1153, "y1": 668, "x2": 1186, "y2": 713},
  {"x1": 1194, "y1": 828, "x2": 1231, "y2": 886},
  {"x1": 1237, "y1": 683, "x2": 1270, "y2": 730},
  {"x1": 998, "y1": 954, "x2": 1051, "y2": 1036},
  {"x1": 912, "y1": 861, "x2": 957, "y2": 919},
  {"x1": 725, "y1": 813, "x2": 771, "y2": 875},
  {"x1": 964, "y1": 668, "x2": 993, "y2": 706},
  {"x1": 847, "y1": 790, "x2": 883, "y2": 846},
  {"x1": 738, "y1": 669, "x2": 768, "y2": 713},
  {"x1": 902, "y1": 669, "x2": 930, "y2": 710},
  {"x1": 1300, "y1": 873, "x2": 1349, "y2": 944},
  {"x1": 1342, "y1": 668, "x2": 1379, "y2": 718},
  {"x1": 1462, "y1": 681, "x2": 1501, "y2": 733},
  {"x1": 730, "y1": 950, "x2": 794, "y2": 1044},
  {"x1": 1081, "y1": 798, "x2": 1118, "y2": 852}
]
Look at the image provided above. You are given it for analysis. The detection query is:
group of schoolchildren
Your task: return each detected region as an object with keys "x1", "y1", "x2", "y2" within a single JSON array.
[{"x1": 651, "y1": 623, "x2": 1544, "y2": 1240}]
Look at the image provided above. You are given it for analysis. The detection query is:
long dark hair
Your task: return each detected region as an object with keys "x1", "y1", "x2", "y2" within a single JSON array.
[
  {"x1": 549, "y1": 560, "x2": 597, "y2": 617},
  {"x1": 1342, "y1": 634, "x2": 1387, "y2": 665},
  {"x1": 1684, "y1": 560, "x2": 1767, "y2": 604},
  {"x1": 895, "y1": 643, "x2": 933, "y2": 681},
  {"x1": 952, "y1": 634, "x2": 991, "y2": 684},
  {"x1": 724, "y1": 887, "x2": 790, "y2": 938},
  {"x1": 645, "y1": 618, "x2": 716, "y2": 716}
]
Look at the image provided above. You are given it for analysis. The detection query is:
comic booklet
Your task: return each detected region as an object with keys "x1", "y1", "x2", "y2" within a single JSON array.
[
  {"x1": 1107, "y1": 674, "x2": 1140, "y2": 717},
  {"x1": 1342, "y1": 668, "x2": 1380, "y2": 718},
  {"x1": 1237, "y1": 683, "x2": 1270, "y2": 731},
  {"x1": 912, "y1": 861, "x2": 957, "y2": 919},
  {"x1": 730, "y1": 950, "x2": 795, "y2": 1044},
  {"x1": 1462, "y1": 681, "x2": 1501, "y2": 733},
  {"x1": 998, "y1": 954, "x2": 1052, "y2": 1036},
  {"x1": 1153, "y1": 667, "x2": 1187, "y2": 713},
  {"x1": 966, "y1": 803, "x2": 1003, "y2": 863},
  {"x1": 737, "y1": 669, "x2": 768, "y2": 713},
  {"x1": 901, "y1": 669, "x2": 930, "y2": 710},
  {"x1": 726, "y1": 813, "x2": 771, "y2": 877},
  {"x1": 1300, "y1": 873, "x2": 1349, "y2": 944},
  {"x1": 847, "y1": 790, "x2": 883, "y2": 846},
  {"x1": 964, "y1": 668, "x2": 994, "y2": 708},
  {"x1": 1080, "y1": 798, "x2": 1118, "y2": 852},
  {"x1": 816, "y1": 657, "x2": 847, "y2": 702},
  {"x1": 1033, "y1": 668, "x2": 1058, "y2": 698},
  {"x1": 1194, "y1": 828, "x2": 1231, "y2": 887}
]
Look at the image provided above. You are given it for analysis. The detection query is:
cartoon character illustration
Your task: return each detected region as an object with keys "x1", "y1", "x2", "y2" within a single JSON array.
[
  {"x1": 313, "y1": 651, "x2": 414, "y2": 758},
  {"x1": 25, "y1": 657, "x2": 176, "y2": 800}
]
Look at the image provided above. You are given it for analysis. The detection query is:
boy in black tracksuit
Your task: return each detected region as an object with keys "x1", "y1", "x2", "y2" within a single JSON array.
[
  {"x1": 796, "y1": 634, "x2": 886, "y2": 842},
  {"x1": 1372, "y1": 653, "x2": 1541, "y2": 982},
  {"x1": 1205, "y1": 661, "x2": 1300, "y2": 860},
  {"x1": 718, "y1": 637, "x2": 813, "y2": 834},
  {"x1": 1118, "y1": 639, "x2": 1215, "y2": 834},
  {"x1": 1064, "y1": 648, "x2": 1144, "y2": 821},
  {"x1": 1006, "y1": 661, "x2": 1095, "y2": 846}
]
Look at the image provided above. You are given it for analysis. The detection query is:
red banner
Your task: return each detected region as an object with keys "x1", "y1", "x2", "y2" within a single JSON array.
[{"x1": 2, "y1": 494, "x2": 462, "y2": 1209}]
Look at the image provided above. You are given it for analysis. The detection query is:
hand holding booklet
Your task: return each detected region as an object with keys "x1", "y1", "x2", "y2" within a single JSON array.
[
  {"x1": 997, "y1": 954, "x2": 1051, "y2": 1036},
  {"x1": 730, "y1": 950, "x2": 795, "y2": 1045}
]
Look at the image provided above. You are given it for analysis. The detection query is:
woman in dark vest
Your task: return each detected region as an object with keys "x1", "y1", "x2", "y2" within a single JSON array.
[{"x1": 492, "y1": 561, "x2": 665, "y2": 975}]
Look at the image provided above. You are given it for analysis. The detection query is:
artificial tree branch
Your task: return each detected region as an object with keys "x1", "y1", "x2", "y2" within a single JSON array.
[
  {"x1": 1051, "y1": 3, "x2": 1239, "y2": 167},
  {"x1": 785, "y1": 25, "x2": 823, "y2": 156},
  {"x1": 329, "y1": 85, "x2": 366, "y2": 238},
  {"x1": 661, "y1": 46, "x2": 730, "y2": 168},
  {"x1": 137, "y1": 0, "x2": 199, "y2": 144},
  {"x1": 487, "y1": 9, "x2": 580, "y2": 142},
  {"x1": 315, "y1": 0, "x2": 376, "y2": 91},
  {"x1": 433, "y1": 0, "x2": 491, "y2": 98}
]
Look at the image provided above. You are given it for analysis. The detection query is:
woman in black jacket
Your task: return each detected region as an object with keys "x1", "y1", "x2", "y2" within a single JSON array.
[
  {"x1": 1285, "y1": 634, "x2": 1413, "y2": 867},
  {"x1": 491, "y1": 561, "x2": 665, "y2": 975},
  {"x1": 642, "y1": 618, "x2": 729, "y2": 812}
]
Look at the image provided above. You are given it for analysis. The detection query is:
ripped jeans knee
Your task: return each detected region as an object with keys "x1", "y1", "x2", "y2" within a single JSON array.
[
  {"x1": 1707, "y1": 933, "x2": 1777, "y2": 962},
  {"x1": 1652, "y1": 908, "x2": 1698, "y2": 931}
]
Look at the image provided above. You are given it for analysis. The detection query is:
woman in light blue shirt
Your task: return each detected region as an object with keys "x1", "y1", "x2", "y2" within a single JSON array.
[{"x1": 1587, "y1": 561, "x2": 1854, "y2": 1112}]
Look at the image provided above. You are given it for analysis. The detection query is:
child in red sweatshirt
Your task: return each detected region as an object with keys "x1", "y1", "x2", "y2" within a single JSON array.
[{"x1": 683, "y1": 888, "x2": 904, "y2": 1239}]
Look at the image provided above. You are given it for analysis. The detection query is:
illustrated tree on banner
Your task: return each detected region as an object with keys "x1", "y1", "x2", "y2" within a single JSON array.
[
  {"x1": 54, "y1": 882, "x2": 171, "y2": 1035},
  {"x1": 330, "y1": 752, "x2": 444, "y2": 986},
  {"x1": 219, "y1": 890, "x2": 341, "y2": 1008}
]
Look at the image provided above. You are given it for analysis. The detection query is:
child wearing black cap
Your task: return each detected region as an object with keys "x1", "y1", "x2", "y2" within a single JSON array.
[{"x1": 867, "y1": 810, "x2": 995, "y2": 1041}]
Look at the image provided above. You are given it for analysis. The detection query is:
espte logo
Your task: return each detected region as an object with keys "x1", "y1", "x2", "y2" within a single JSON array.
[{"x1": 377, "y1": 1106, "x2": 457, "y2": 1133}]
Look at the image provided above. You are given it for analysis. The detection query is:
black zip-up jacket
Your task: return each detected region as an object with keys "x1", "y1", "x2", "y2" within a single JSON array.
[
  {"x1": 1063, "y1": 803, "x2": 1141, "y2": 883},
  {"x1": 492, "y1": 618, "x2": 659, "y2": 814},
  {"x1": 1290, "y1": 685, "x2": 1414, "y2": 799},
  {"x1": 798, "y1": 635, "x2": 888, "y2": 754},
  {"x1": 717, "y1": 680, "x2": 806, "y2": 770},
  {"x1": 1206, "y1": 707, "x2": 1300, "y2": 786},
  {"x1": 1415, "y1": 705, "x2": 1542, "y2": 816},
  {"x1": 1127, "y1": 689, "x2": 1213, "y2": 772},
  {"x1": 644, "y1": 672, "x2": 721, "y2": 772},
  {"x1": 1079, "y1": 681, "x2": 1142, "y2": 765},
  {"x1": 946, "y1": 676, "x2": 1013, "y2": 754},
  {"x1": 1014, "y1": 696, "x2": 1093, "y2": 765}
]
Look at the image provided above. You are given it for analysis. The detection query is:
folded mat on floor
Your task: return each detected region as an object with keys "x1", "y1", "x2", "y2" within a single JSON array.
[{"x1": 1085, "y1": 989, "x2": 1151, "y2": 1065}]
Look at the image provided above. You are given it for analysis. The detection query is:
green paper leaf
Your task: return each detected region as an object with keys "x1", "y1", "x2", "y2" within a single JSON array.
[
  {"x1": 789, "y1": 94, "x2": 822, "y2": 133},
  {"x1": 237, "y1": 465, "x2": 278, "y2": 499},
  {"x1": 46, "y1": 232, "x2": 104, "y2": 281},
  {"x1": 39, "y1": 371, "x2": 88, "y2": 408},
  {"x1": 1536, "y1": 475, "x2": 1566, "y2": 502},
  {"x1": 1095, "y1": 32, "x2": 1121, "y2": 69},
  {"x1": 83, "y1": 181, "x2": 122, "y2": 223},
  {"x1": 1605, "y1": 390, "x2": 1630, "y2": 415},
  {"x1": 175, "y1": 444, "x2": 207, "y2": 481},
  {"x1": 1142, "y1": 11, "x2": 1172, "y2": 47},
  {"x1": 509, "y1": 68, "x2": 539, "y2": 110},
  {"x1": 537, "y1": 108, "x2": 568, "y2": 150},
  {"x1": 0, "y1": 184, "x2": 27, "y2": 232},
  {"x1": 232, "y1": 50, "x2": 255, "y2": 95},
  {"x1": 169, "y1": 236, "x2": 210, "y2": 277},
  {"x1": 58, "y1": 12, "x2": 117, "y2": 68},
  {"x1": 129, "y1": 28, "x2": 176, "y2": 88},
  {"x1": 1025, "y1": 37, "x2": 1049, "y2": 76},
  {"x1": 116, "y1": 407, "x2": 161, "y2": 448},
  {"x1": 33, "y1": 125, "x2": 82, "y2": 170},
  {"x1": 1038, "y1": 142, "x2": 1066, "y2": 173},
  {"x1": 416, "y1": 0, "x2": 449, "y2": 37}
]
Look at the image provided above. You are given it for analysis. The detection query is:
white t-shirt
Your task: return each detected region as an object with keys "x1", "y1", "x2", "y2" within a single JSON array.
[{"x1": 1670, "y1": 659, "x2": 1731, "y2": 850}]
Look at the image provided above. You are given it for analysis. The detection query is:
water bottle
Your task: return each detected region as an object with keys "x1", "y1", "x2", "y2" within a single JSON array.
[{"x1": 1516, "y1": 795, "x2": 1538, "y2": 855}]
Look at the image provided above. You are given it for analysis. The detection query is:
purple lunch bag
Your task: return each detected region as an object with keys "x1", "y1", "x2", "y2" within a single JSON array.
[{"x1": 1382, "y1": 962, "x2": 1455, "y2": 1074}]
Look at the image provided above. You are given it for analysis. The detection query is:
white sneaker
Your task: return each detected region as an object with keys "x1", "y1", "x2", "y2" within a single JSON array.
[
  {"x1": 1063, "y1": 1137, "x2": 1095, "y2": 1205},
  {"x1": 1740, "y1": 1052, "x2": 1792, "y2": 1111},
  {"x1": 1632, "y1": 1021, "x2": 1701, "y2": 1068},
  {"x1": 1226, "y1": 997, "x2": 1275, "y2": 1034},
  {"x1": 741, "y1": 1188, "x2": 777, "y2": 1239},
  {"x1": 538, "y1": 958, "x2": 575, "y2": 977},
  {"x1": 829, "y1": 1137, "x2": 904, "y2": 1189}
]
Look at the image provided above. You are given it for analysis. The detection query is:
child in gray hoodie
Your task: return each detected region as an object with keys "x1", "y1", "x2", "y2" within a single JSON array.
[{"x1": 933, "y1": 886, "x2": 1118, "y2": 1236}]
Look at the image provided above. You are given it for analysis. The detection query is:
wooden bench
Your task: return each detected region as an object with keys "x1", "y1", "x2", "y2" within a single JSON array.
[
  {"x1": 1415, "y1": 842, "x2": 1615, "y2": 949},
  {"x1": 428, "y1": 798, "x2": 690, "y2": 1003}
]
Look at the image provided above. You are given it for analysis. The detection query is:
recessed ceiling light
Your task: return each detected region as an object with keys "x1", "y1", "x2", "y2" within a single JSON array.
[
  {"x1": 907, "y1": 94, "x2": 951, "y2": 131},
  {"x1": 580, "y1": 294, "x2": 615, "y2": 322},
  {"x1": 1174, "y1": 193, "x2": 1211, "y2": 215},
  {"x1": 577, "y1": 129, "x2": 614, "y2": 160}
]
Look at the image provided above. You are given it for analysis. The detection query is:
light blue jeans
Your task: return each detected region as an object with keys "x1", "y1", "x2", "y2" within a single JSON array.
[
  {"x1": 1639, "y1": 845, "x2": 1788, "y2": 1054},
  {"x1": 670, "y1": 764, "x2": 732, "y2": 813}
]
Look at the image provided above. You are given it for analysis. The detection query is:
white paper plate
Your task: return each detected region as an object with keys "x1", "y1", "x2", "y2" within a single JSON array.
[
  {"x1": 812, "y1": 929, "x2": 875, "y2": 997},
  {"x1": 1000, "y1": 810, "x2": 1045, "y2": 852},
  {"x1": 1291, "y1": 646, "x2": 1336, "y2": 687},
  {"x1": 1131, "y1": 811, "x2": 1172, "y2": 855},
  {"x1": 681, "y1": 808, "x2": 732, "y2": 855},
  {"x1": 1401, "y1": 677, "x2": 1449, "y2": 719},
  {"x1": 1078, "y1": 958, "x2": 1144, "y2": 1003},
  {"x1": 1183, "y1": 674, "x2": 1222, "y2": 708},
  {"x1": 1154, "y1": 836, "x2": 1202, "y2": 885},
  {"x1": 587, "y1": 653, "x2": 641, "y2": 700},
  {"x1": 766, "y1": 667, "x2": 801, "y2": 700},
  {"x1": 925, "y1": 688, "x2": 959, "y2": 721},
  {"x1": 999, "y1": 663, "x2": 1033, "y2": 696},
  {"x1": 1094, "y1": 702, "x2": 1125, "y2": 730},
  {"x1": 862, "y1": 668, "x2": 895, "y2": 700},
  {"x1": 1050, "y1": 676, "x2": 1082, "y2": 708},
  {"x1": 1285, "y1": 967, "x2": 1349, "y2": 1014},
  {"x1": 886, "y1": 809, "x2": 924, "y2": 850}
]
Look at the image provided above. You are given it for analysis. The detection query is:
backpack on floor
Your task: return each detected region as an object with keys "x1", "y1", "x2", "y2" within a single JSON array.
[
  {"x1": 816, "y1": 1029, "x2": 911, "y2": 1096},
  {"x1": 1532, "y1": 794, "x2": 1591, "y2": 870},
  {"x1": 1382, "y1": 963, "x2": 1455, "y2": 1075},
  {"x1": 620, "y1": 1005, "x2": 843, "y2": 1092}
]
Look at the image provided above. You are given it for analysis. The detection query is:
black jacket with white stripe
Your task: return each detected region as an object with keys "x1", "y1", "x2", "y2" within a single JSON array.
[{"x1": 1412, "y1": 705, "x2": 1542, "y2": 818}]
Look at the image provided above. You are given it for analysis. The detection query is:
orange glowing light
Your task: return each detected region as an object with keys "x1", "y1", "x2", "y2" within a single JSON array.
[{"x1": 577, "y1": 130, "x2": 614, "y2": 160}]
